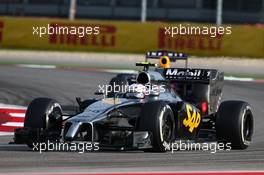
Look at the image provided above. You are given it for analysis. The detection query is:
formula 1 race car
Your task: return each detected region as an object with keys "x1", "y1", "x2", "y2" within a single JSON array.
[{"x1": 14, "y1": 51, "x2": 254, "y2": 152}]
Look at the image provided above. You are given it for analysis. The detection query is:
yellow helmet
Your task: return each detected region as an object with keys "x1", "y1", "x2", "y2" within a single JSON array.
[{"x1": 159, "y1": 56, "x2": 171, "y2": 68}]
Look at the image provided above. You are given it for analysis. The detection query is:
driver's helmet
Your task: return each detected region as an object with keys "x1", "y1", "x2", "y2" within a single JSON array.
[{"x1": 125, "y1": 83, "x2": 146, "y2": 99}]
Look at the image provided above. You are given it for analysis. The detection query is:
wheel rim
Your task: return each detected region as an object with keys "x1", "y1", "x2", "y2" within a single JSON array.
[
  {"x1": 46, "y1": 103, "x2": 62, "y2": 134},
  {"x1": 49, "y1": 108, "x2": 62, "y2": 129},
  {"x1": 243, "y1": 113, "x2": 253, "y2": 142},
  {"x1": 161, "y1": 114, "x2": 173, "y2": 142}
]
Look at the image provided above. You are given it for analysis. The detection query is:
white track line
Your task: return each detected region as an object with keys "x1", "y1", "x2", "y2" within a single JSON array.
[
  {"x1": 0, "y1": 103, "x2": 26, "y2": 109},
  {"x1": 224, "y1": 76, "x2": 254, "y2": 82},
  {"x1": 103, "y1": 69, "x2": 138, "y2": 74},
  {"x1": 9, "y1": 113, "x2": 25, "y2": 118},
  {"x1": 2, "y1": 122, "x2": 24, "y2": 127},
  {"x1": 0, "y1": 132, "x2": 13, "y2": 136},
  {"x1": 16, "y1": 64, "x2": 56, "y2": 69}
]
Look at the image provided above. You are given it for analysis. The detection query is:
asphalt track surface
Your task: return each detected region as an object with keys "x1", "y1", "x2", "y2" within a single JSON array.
[{"x1": 0, "y1": 66, "x2": 263, "y2": 173}]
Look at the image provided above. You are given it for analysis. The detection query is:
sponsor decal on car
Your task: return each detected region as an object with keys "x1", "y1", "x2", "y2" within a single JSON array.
[
  {"x1": 102, "y1": 98, "x2": 121, "y2": 105},
  {"x1": 183, "y1": 104, "x2": 201, "y2": 133},
  {"x1": 164, "y1": 68, "x2": 211, "y2": 80}
]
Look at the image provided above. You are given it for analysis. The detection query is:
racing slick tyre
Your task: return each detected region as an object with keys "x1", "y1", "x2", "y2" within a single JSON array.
[
  {"x1": 216, "y1": 101, "x2": 254, "y2": 149},
  {"x1": 24, "y1": 98, "x2": 63, "y2": 148},
  {"x1": 138, "y1": 101, "x2": 175, "y2": 152}
]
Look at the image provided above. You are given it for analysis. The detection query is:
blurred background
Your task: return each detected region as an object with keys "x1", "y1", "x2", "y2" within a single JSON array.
[
  {"x1": 0, "y1": 0, "x2": 263, "y2": 72},
  {"x1": 0, "y1": 0, "x2": 262, "y2": 24}
]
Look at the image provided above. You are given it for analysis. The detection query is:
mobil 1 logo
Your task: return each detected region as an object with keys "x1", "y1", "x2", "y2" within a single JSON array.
[{"x1": 164, "y1": 68, "x2": 211, "y2": 80}]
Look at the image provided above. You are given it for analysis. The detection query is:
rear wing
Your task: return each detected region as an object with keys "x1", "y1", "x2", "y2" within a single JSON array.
[
  {"x1": 146, "y1": 51, "x2": 188, "y2": 68},
  {"x1": 161, "y1": 68, "x2": 224, "y2": 114}
]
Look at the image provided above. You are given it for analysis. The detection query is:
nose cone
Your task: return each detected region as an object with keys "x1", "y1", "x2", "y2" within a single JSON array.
[{"x1": 64, "y1": 122, "x2": 81, "y2": 141}]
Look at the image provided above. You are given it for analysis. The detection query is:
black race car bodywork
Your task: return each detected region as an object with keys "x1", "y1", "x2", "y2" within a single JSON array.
[{"x1": 14, "y1": 51, "x2": 254, "y2": 152}]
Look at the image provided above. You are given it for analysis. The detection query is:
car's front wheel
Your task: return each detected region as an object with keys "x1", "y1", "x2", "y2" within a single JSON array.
[
  {"x1": 138, "y1": 101, "x2": 175, "y2": 152},
  {"x1": 24, "y1": 98, "x2": 63, "y2": 148}
]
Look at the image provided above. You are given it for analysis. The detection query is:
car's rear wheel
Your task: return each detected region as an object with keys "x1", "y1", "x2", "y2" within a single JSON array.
[
  {"x1": 138, "y1": 101, "x2": 175, "y2": 152},
  {"x1": 216, "y1": 101, "x2": 254, "y2": 149},
  {"x1": 24, "y1": 98, "x2": 63, "y2": 148}
]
